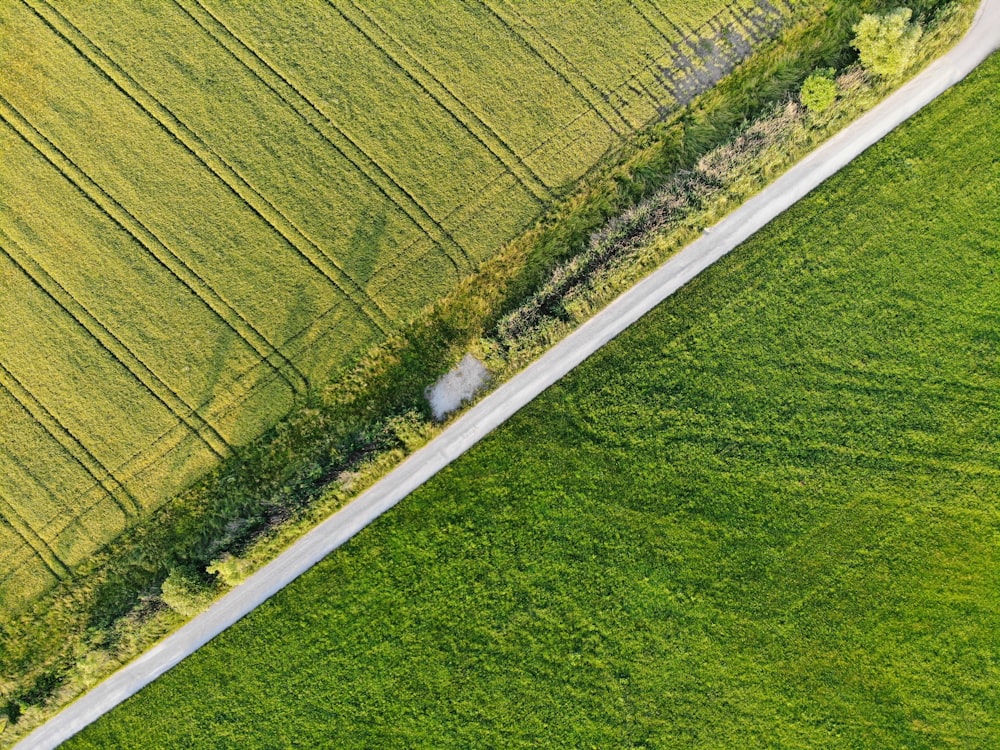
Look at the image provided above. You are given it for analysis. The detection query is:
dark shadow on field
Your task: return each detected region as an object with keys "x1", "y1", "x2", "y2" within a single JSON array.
[
  {"x1": 194, "y1": 275, "x2": 313, "y2": 422},
  {"x1": 84, "y1": 283, "x2": 316, "y2": 630},
  {"x1": 343, "y1": 206, "x2": 390, "y2": 285},
  {"x1": 657, "y1": 0, "x2": 791, "y2": 111}
]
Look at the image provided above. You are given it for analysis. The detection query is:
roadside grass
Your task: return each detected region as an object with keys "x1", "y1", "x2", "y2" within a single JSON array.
[{"x1": 65, "y1": 42, "x2": 1000, "y2": 750}]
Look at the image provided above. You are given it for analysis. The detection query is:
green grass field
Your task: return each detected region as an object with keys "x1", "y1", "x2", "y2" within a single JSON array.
[
  {"x1": 66, "y1": 50, "x2": 1000, "y2": 749},
  {"x1": 0, "y1": 0, "x2": 804, "y2": 611}
]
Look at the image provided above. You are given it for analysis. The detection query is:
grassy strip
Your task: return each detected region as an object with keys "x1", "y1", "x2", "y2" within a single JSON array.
[
  {"x1": 68, "y1": 44, "x2": 1000, "y2": 750},
  {"x1": 0, "y1": 0, "x2": 974, "y2": 741}
]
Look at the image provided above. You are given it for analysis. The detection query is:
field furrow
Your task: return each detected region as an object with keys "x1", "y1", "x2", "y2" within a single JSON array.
[
  {"x1": 497, "y1": 0, "x2": 673, "y2": 127},
  {"x1": 163, "y1": 0, "x2": 470, "y2": 278},
  {"x1": 337, "y1": 0, "x2": 552, "y2": 201},
  {"x1": 0, "y1": 90, "x2": 308, "y2": 402},
  {"x1": 198, "y1": 0, "x2": 535, "y2": 259},
  {"x1": 0, "y1": 234, "x2": 229, "y2": 459},
  {"x1": 0, "y1": 489, "x2": 68, "y2": 581},
  {"x1": 355, "y1": 0, "x2": 613, "y2": 196},
  {"x1": 498, "y1": 0, "x2": 751, "y2": 128},
  {"x1": 616, "y1": 0, "x2": 692, "y2": 116},
  {"x1": 625, "y1": 0, "x2": 676, "y2": 43},
  {"x1": 48, "y1": 0, "x2": 460, "y2": 291},
  {"x1": 481, "y1": 0, "x2": 636, "y2": 131},
  {"x1": 3, "y1": 0, "x2": 369, "y2": 372},
  {"x1": 0, "y1": 442, "x2": 110, "y2": 567},
  {"x1": 0, "y1": 251, "x2": 222, "y2": 518},
  {"x1": 0, "y1": 130, "x2": 283, "y2": 433},
  {"x1": 0, "y1": 389, "x2": 116, "y2": 546},
  {"x1": 507, "y1": 0, "x2": 681, "y2": 93},
  {"x1": 0, "y1": 362, "x2": 138, "y2": 519},
  {"x1": 30, "y1": 0, "x2": 391, "y2": 336},
  {"x1": 0, "y1": 520, "x2": 56, "y2": 611},
  {"x1": 366, "y1": 242, "x2": 466, "y2": 321}
]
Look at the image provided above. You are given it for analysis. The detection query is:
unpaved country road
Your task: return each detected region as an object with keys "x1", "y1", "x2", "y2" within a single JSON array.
[{"x1": 16, "y1": 3, "x2": 1000, "y2": 747}]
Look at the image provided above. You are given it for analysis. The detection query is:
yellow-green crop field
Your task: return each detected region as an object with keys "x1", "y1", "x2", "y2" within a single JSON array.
[{"x1": 0, "y1": 0, "x2": 800, "y2": 610}]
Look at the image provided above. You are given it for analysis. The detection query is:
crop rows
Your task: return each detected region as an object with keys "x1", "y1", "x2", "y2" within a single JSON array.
[{"x1": 0, "y1": 0, "x2": 790, "y2": 608}]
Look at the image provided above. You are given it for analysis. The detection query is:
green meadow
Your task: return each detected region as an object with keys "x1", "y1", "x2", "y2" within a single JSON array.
[
  {"x1": 67, "y1": 42, "x2": 1000, "y2": 750},
  {"x1": 1, "y1": 0, "x2": 796, "y2": 611}
]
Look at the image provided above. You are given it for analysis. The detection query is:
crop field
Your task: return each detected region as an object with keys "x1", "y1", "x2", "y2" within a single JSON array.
[
  {"x1": 0, "y1": 0, "x2": 805, "y2": 610},
  {"x1": 66, "y1": 51, "x2": 1000, "y2": 749}
]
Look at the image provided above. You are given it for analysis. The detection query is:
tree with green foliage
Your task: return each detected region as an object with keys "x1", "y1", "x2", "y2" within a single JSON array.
[
  {"x1": 853, "y1": 8, "x2": 923, "y2": 77},
  {"x1": 159, "y1": 567, "x2": 215, "y2": 617},
  {"x1": 800, "y1": 69, "x2": 838, "y2": 112},
  {"x1": 207, "y1": 554, "x2": 252, "y2": 588}
]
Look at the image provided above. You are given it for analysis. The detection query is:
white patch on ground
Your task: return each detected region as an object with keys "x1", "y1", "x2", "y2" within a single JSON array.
[{"x1": 426, "y1": 354, "x2": 490, "y2": 421}]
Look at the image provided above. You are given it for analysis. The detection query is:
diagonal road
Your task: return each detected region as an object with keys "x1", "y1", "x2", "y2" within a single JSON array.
[{"x1": 16, "y1": 2, "x2": 1000, "y2": 747}]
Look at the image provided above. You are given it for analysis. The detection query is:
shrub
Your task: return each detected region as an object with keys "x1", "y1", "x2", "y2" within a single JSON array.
[
  {"x1": 206, "y1": 554, "x2": 252, "y2": 588},
  {"x1": 19, "y1": 670, "x2": 60, "y2": 706},
  {"x1": 800, "y1": 69, "x2": 838, "y2": 112},
  {"x1": 159, "y1": 567, "x2": 215, "y2": 617},
  {"x1": 853, "y1": 8, "x2": 923, "y2": 77}
]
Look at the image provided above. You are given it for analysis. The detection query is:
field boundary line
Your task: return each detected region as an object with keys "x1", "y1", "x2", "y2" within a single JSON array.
[
  {"x1": 0, "y1": 362, "x2": 139, "y2": 519},
  {"x1": 334, "y1": 0, "x2": 552, "y2": 202},
  {"x1": 175, "y1": 0, "x2": 472, "y2": 275},
  {"x1": 0, "y1": 233, "x2": 229, "y2": 458},
  {"x1": 478, "y1": 0, "x2": 633, "y2": 133},
  {"x1": 0, "y1": 484, "x2": 68, "y2": 580},
  {"x1": 25, "y1": 0, "x2": 391, "y2": 335},
  {"x1": 0, "y1": 93, "x2": 308, "y2": 400},
  {"x1": 16, "y1": 2, "x2": 1000, "y2": 747}
]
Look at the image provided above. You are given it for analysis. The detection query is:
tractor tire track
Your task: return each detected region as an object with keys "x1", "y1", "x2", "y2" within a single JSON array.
[
  {"x1": 478, "y1": 0, "x2": 632, "y2": 134},
  {"x1": 0, "y1": 231, "x2": 230, "y2": 458},
  {"x1": 336, "y1": 0, "x2": 551, "y2": 202},
  {"x1": 0, "y1": 362, "x2": 139, "y2": 518},
  {"x1": 1, "y1": 439, "x2": 110, "y2": 557},
  {"x1": 26, "y1": 0, "x2": 391, "y2": 335},
  {"x1": 0, "y1": 482, "x2": 69, "y2": 580},
  {"x1": 177, "y1": 0, "x2": 471, "y2": 274},
  {"x1": 0, "y1": 93, "x2": 308, "y2": 399},
  {"x1": 624, "y1": 0, "x2": 674, "y2": 44}
]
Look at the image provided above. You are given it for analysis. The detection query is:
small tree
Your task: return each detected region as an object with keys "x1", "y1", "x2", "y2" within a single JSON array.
[
  {"x1": 800, "y1": 69, "x2": 837, "y2": 113},
  {"x1": 160, "y1": 567, "x2": 215, "y2": 617},
  {"x1": 853, "y1": 8, "x2": 923, "y2": 78},
  {"x1": 207, "y1": 554, "x2": 252, "y2": 588}
]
